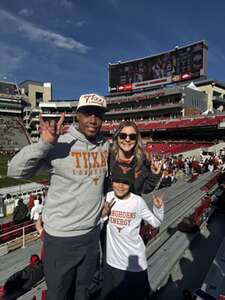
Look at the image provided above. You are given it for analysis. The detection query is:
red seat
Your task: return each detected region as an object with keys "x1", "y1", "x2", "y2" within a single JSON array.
[{"x1": 193, "y1": 205, "x2": 204, "y2": 225}]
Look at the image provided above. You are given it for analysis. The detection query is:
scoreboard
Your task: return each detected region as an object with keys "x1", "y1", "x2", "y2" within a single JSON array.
[{"x1": 108, "y1": 41, "x2": 208, "y2": 93}]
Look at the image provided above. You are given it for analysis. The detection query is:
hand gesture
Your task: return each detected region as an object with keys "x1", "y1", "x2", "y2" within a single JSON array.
[
  {"x1": 101, "y1": 198, "x2": 115, "y2": 218},
  {"x1": 39, "y1": 113, "x2": 65, "y2": 145},
  {"x1": 151, "y1": 193, "x2": 165, "y2": 209},
  {"x1": 146, "y1": 152, "x2": 164, "y2": 175}
]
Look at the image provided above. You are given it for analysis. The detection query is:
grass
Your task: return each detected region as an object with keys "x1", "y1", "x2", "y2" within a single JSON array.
[{"x1": 0, "y1": 154, "x2": 48, "y2": 189}]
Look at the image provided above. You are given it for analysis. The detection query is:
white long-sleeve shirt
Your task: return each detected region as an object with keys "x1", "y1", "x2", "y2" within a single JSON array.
[
  {"x1": 105, "y1": 191, "x2": 164, "y2": 272},
  {"x1": 30, "y1": 200, "x2": 43, "y2": 221}
]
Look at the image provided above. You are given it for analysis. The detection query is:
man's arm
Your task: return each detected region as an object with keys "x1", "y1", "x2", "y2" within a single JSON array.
[
  {"x1": 7, "y1": 138, "x2": 53, "y2": 179},
  {"x1": 7, "y1": 113, "x2": 65, "y2": 179}
]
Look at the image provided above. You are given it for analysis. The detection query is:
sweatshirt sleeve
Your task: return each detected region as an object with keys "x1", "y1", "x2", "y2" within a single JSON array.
[
  {"x1": 135, "y1": 158, "x2": 161, "y2": 194},
  {"x1": 7, "y1": 138, "x2": 54, "y2": 179},
  {"x1": 140, "y1": 197, "x2": 164, "y2": 228}
]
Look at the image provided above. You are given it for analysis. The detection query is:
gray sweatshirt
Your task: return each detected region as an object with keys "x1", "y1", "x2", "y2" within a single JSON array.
[{"x1": 7, "y1": 125, "x2": 109, "y2": 237}]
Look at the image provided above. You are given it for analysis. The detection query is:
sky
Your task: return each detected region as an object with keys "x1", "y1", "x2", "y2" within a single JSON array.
[{"x1": 0, "y1": 0, "x2": 225, "y2": 100}]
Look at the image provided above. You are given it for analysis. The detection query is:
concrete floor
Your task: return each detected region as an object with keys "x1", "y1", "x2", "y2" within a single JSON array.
[
  {"x1": 151, "y1": 211, "x2": 225, "y2": 300},
  {"x1": 1, "y1": 211, "x2": 225, "y2": 299}
]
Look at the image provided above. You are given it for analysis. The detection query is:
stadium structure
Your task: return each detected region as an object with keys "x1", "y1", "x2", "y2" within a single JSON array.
[
  {"x1": 1, "y1": 40, "x2": 225, "y2": 157},
  {"x1": 0, "y1": 81, "x2": 31, "y2": 153},
  {"x1": 1, "y1": 41, "x2": 225, "y2": 299}
]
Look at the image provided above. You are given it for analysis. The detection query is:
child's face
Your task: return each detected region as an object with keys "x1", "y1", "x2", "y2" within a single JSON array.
[{"x1": 112, "y1": 181, "x2": 130, "y2": 199}]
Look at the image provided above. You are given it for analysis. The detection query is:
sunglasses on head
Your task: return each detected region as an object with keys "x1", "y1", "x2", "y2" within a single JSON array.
[{"x1": 118, "y1": 133, "x2": 137, "y2": 141}]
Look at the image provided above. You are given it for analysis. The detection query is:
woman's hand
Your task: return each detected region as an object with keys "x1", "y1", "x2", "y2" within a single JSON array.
[
  {"x1": 151, "y1": 193, "x2": 165, "y2": 209},
  {"x1": 39, "y1": 113, "x2": 65, "y2": 145},
  {"x1": 101, "y1": 198, "x2": 115, "y2": 218},
  {"x1": 146, "y1": 152, "x2": 164, "y2": 175}
]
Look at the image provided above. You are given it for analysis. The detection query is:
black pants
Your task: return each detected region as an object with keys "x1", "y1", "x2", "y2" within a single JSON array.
[
  {"x1": 43, "y1": 226, "x2": 100, "y2": 300},
  {"x1": 101, "y1": 263, "x2": 150, "y2": 300}
]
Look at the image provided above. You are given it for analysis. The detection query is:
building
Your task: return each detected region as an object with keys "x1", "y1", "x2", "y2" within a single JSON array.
[
  {"x1": 25, "y1": 100, "x2": 78, "y2": 142},
  {"x1": 0, "y1": 81, "x2": 31, "y2": 152},
  {"x1": 0, "y1": 81, "x2": 30, "y2": 117},
  {"x1": 104, "y1": 84, "x2": 208, "y2": 124},
  {"x1": 195, "y1": 79, "x2": 225, "y2": 112},
  {"x1": 19, "y1": 80, "x2": 52, "y2": 108}
]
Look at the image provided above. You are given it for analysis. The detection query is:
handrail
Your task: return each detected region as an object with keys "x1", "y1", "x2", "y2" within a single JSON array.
[
  {"x1": 0, "y1": 222, "x2": 35, "y2": 238},
  {"x1": 0, "y1": 222, "x2": 37, "y2": 247}
]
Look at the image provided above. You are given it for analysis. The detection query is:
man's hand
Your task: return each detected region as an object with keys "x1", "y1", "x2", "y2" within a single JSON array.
[
  {"x1": 39, "y1": 113, "x2": 65, "y2": 145},
  {"x1": 101, "y1": 198, "x2": 115, "y2": 218},
  {"x1": 151, "y1": 193, "x2": 165, "y2": 209}
]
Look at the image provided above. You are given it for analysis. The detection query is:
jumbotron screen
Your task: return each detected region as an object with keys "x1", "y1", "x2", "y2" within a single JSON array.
[{"x1": 108, "y1": 41, "x2": 208, "y2": 93}]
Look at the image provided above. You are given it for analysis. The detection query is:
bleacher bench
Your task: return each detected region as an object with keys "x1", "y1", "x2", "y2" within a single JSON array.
[{"x1": 143, "y1": 171, "x2": 220, "y2": 293}]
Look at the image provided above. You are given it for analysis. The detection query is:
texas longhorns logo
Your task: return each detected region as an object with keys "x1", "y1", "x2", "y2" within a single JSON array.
[
  {"x1": 119, "y1": 165, "x2": 130, "y2": 174},
  {"x1": 115, "y1": 226, "x2": 125, "y2": 233}
]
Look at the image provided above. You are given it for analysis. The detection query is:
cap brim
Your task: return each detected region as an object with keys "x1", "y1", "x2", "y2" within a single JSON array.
[
  {"x1": 77, "y1": 105, "x2": 107, "y2": 113},
  {"x1": 111, "y1": 177, "x2": 132, "y2": 185}
]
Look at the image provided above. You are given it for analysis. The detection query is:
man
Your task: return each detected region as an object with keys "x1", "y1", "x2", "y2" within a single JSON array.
[{"x1": 7, "y1": 93, "x2": 109, "y2": 300}]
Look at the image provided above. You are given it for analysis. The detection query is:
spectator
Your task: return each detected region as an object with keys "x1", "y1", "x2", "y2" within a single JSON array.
[
  {"x1": 13, "y1": 198, "x2": 29, "y2": 224},
  {"x1": 7, "y1": 93, "x2": 109, "y2": 300},
  {"x1": 30, "y1": 199, "x2": 43, "y2": 221},
  {"x1": 1, "y1": 254, "x2": 44, "y2": 300},
  {"x1": 208, "y1": 161, "x2": 214, "y2": 172},
  {"x1": 109, "y1": 120, "x2": 162, "y2": 195},
  {"x1": 27, "y1": 192, "x2": 36, "y2": 210},
  {"x1": 101, "y1": 164, "x2": 164, "y2": 300},
  {"x1": 158, "y1": 170, "x2": 172, "y2": 189}
]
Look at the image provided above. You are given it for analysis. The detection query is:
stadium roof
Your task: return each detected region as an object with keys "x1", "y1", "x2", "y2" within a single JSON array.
[
  {"x1": 194, "y1": 79, "x2": 225, "y2": 90},
  {"x1": 19, "y1": 80, "x2": 44, "y2": 87},
  {"x1": 0, "y1": 182, "x2": 46, "y2": 197},
  {"x1": 39, "y1": 101, "x2": 78, "y2": 108}
]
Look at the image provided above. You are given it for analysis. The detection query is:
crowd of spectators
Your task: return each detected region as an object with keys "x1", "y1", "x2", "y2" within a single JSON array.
[
  {"x1": 153, "y1": 149, "x2": 225, "y2": 190},
  {"x1": 10, "y1": 189, "x2": 47, "y2": 224}
]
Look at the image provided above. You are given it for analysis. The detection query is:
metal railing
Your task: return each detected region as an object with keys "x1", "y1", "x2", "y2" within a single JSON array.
[{"x1": 0, "y1": 222, "x2": 37, "y2": 250}]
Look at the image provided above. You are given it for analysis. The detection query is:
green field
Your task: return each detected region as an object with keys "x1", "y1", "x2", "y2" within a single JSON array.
[{"x1": 0, "y1": 154, "x2": 48, "y2": 189}]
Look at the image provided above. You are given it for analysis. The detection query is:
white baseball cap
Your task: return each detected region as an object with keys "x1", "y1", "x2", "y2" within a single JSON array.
[{"x1": 77, "y1": 93, "x2": 107, "y2": 112}]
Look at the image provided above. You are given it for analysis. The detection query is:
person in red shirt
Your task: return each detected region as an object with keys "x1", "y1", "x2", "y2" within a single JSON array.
[{"x1": 27, "y1": 192, "x2": 36, "y2": 210}]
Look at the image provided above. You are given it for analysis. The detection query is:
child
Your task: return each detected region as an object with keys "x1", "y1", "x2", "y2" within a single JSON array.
[{"x1": 101, "y1": 164, "x2": 164, "y2": 300}]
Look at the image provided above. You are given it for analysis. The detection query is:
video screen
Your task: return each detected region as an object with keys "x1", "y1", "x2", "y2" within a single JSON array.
[{"x1": 109, "y1": 41, "x2": 208, "y2": 92}]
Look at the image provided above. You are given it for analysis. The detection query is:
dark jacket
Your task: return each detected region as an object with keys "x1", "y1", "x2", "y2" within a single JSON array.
[
  {"x1": 108, "y1": 153, "x2": 161, "y2": 195},
  {"x1": 4, "y1": 262, "x2": 44, "y2": 296},
  {"x1": 13, "y1": 199, "x2": 28, "y2": 223}
]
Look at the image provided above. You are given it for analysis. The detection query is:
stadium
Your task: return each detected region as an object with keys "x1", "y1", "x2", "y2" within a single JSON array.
[{"x1": 1, "y1": 41, "x2": 225, "y2": 299}]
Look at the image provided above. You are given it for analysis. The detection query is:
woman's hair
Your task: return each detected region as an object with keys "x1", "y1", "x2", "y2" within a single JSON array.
[{"x1": 112, "y1": 121, "x2": 144, "y2": 170}]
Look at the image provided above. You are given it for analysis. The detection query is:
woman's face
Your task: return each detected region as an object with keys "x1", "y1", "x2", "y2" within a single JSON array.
[{"x1": 117, "y1": 126, "x2": 137, "y2": 154}]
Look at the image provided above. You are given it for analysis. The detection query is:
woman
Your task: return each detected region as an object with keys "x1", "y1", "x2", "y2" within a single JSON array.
[{"x1": 109, "y1": 121, "x2": 162, "y2": 195}]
